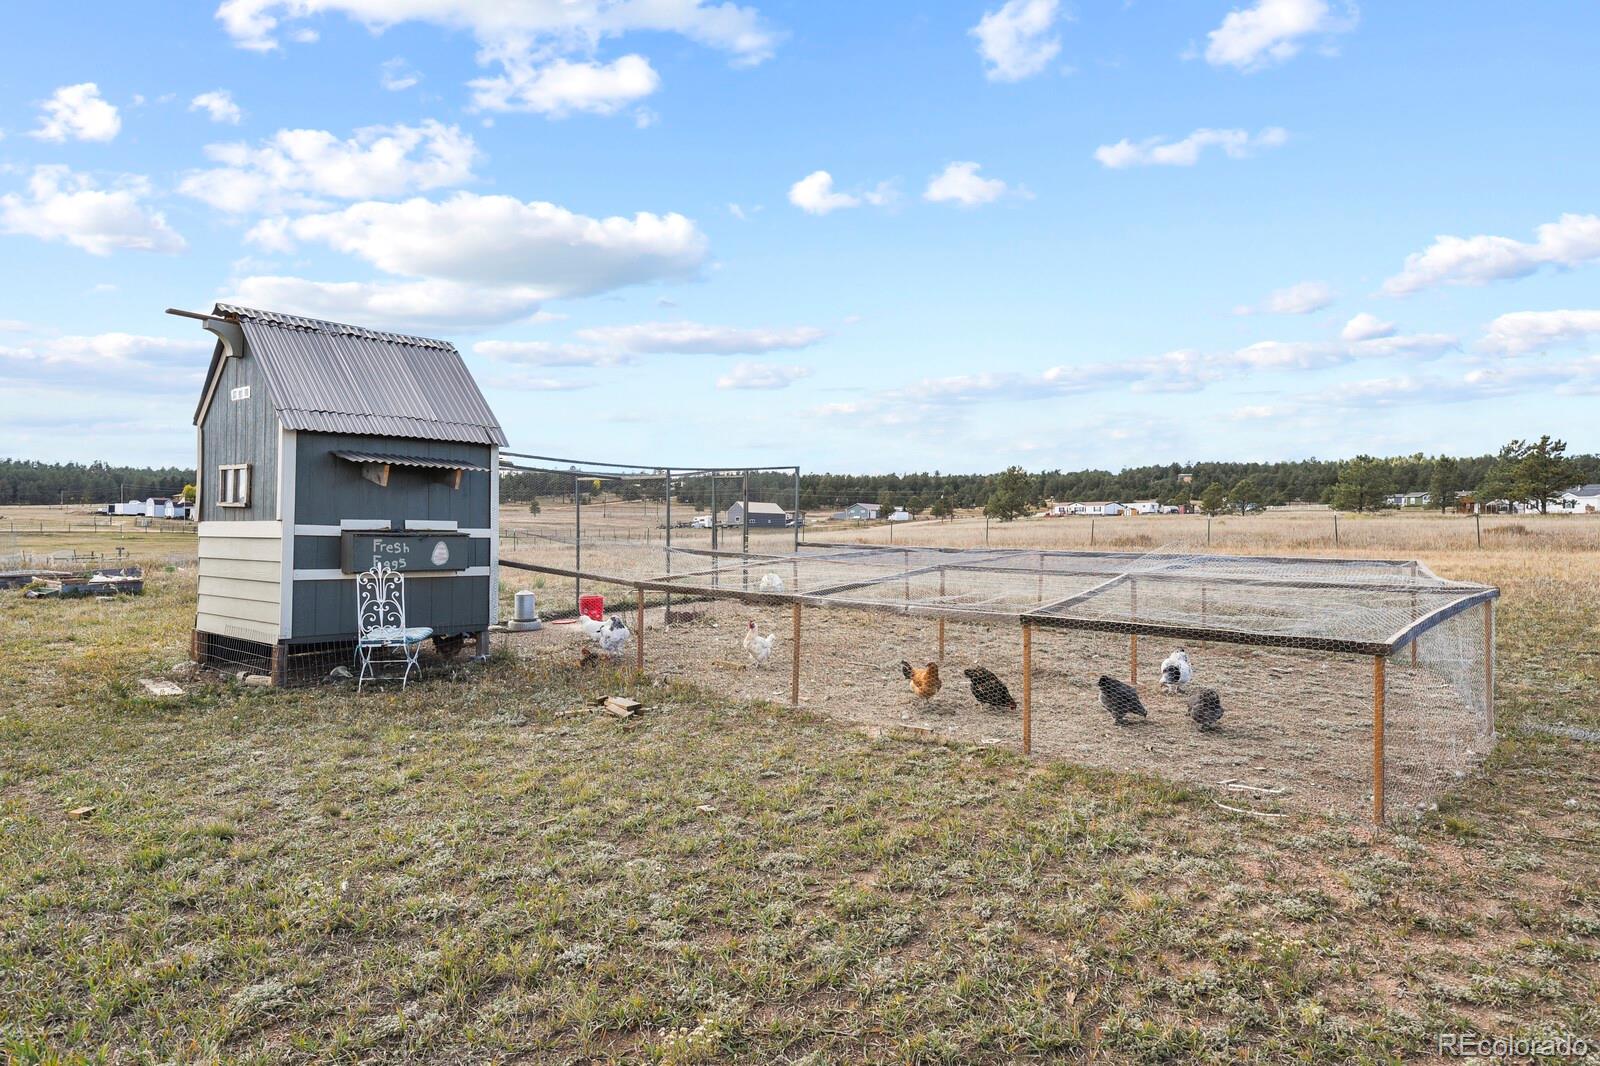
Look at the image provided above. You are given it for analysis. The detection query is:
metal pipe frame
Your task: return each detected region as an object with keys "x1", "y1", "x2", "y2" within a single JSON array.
[{"x1": 498, "y1": 552, "x2": 1497, "y2": 658}]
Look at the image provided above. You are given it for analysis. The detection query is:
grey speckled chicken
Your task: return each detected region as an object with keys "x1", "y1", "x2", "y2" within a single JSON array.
[
  {"x1": 1187, "y1": 687, "x2": 1224, "y2": 731},
  {"x1": 1096, "y1": 675, "x2": 1147, "y2": 725}
]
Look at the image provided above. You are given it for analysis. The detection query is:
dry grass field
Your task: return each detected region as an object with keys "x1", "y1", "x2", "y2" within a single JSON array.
[{"x1": 2, "y1": 504, "x2": 1597, "y2": 1061}]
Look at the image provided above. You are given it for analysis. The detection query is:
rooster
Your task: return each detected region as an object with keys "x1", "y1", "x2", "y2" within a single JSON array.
[
  {"x1": 596, "y1": 616, "x2": 630, "y2": 658},
  {"x1": 1096, "y1": 675, "x2": 1147, "y2": 725},
  {"x1": 901, "y1": 661, "x2": 941, "y2": 702},
  {"x1": 962, "y1": 666, "x2": 1016, "y2": 712},
  {"x1": 1187, "y1": 688, "x2": 1224, "y2": 731},
  {"x1": 1160, "y1": 648, "x2": 1193, "y2": 694},
  {"x1": 742, "y1": 620, "x2": 776, "y2": 668}
]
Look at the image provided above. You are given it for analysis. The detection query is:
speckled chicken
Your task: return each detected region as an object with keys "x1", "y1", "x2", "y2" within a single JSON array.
[
  {"x1": 962, "y1": 666, "x2": 1016, "y2": 712},
  {"x1": 1187, "y1": 687, "x2": 1224, "y2": 731},
  {"x1": 901, "y1": 660, "x2": 942, "y2": 701},
  {"x1": 1160, "y1": 648, "x2": 1193, "y2": 694},
  {"x1": 1096, "y1": 675, "x2": 1147, "y2": 725}
]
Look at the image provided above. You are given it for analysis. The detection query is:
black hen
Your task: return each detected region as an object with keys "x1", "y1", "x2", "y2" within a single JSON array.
[
  {"x1": 962, "y1": 666, "x2": 1016, "y2": 712},
  {"x1": 1096, "y1": 675, "x2": 1147, "y2": 725},
  {"x1": 1187, "y1": 687, "x2": 1224, "y2": 731}
]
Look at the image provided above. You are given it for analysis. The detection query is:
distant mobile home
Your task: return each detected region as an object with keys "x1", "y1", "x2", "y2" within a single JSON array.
[
  {"x1": 833, "y1": 502, "x2": 882, "y2": 521},
  {"x1": 724, "y1": 501, "x2": 788, "y2": 528},
  {"x1": 184, "y1": 304, "x2": 505, "y2": 684},
  {"x1": 1558, "y1": 484, "x2": 1600, "y2": 514},
  {"x1": 1069, "y1": 501, "x2": 1124, "y2": 516}
]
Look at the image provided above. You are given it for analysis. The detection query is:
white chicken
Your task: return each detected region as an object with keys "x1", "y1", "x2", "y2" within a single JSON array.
[
  {"x1": 578, "y1": 614, "x2": 607, "y2": 640},
  {"x1": 758, "y1": 573, "x2": 785, "y2": 593},
  {"x1": 1160, "y1": 648, "x2": 1193, "y2": 694},
  {"x1": 596, "y1": 616, "x2": 630, "y2": 658},
  {"x1": 742, "y1": 620, "x2": 776, "y2": 668}
]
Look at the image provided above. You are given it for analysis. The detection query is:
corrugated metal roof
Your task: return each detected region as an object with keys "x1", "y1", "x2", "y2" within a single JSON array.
[
  {"x1": 204, "y1": 303, "x2": 507, "y2": 446},
  {"x1": 334, "y1": 450, "x2": 492, "y2": 472}
]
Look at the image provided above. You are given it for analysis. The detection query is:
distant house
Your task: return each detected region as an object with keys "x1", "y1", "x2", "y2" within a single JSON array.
[
  {"x1": 1385, "y1": 491, "x2": 1431, "y2": 508},
  {"x1": 143, "y1": 496, "x2": 192, "y2": 519},
  {"x1": 724, "y1": 501, "x2": 788, "y2": 528},
  {"x1": 1069, "y1": 501, "x2": 1123, "y2": 516},
  {"x1": 1045, "y1": 503, "x2": 1072, "y2": 517},
  {"x1": 1127, "y1": 499, "x2": 1161, "y2": 515},
  {"x1": 832, "y1": 502, "x2": 881, "y2": 521},
  {"x1": 1557, "y1": 484, "x2": 1600, "y2": 514}
]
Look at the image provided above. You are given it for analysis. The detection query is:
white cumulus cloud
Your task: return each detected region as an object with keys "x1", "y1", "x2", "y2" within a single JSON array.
[
  {"x1": 971, "y1": 0, "x2": 1061, "y2": 82},
  {"x1": 923, "y1": 162, "x2": 1015, "y2": 207},
  {"x1": 1095, "y1": 126, "x2": 1287, "y2": 168},
  {"x1": 1481, "y1": 309, "x2": 1600, "y2": 356},
  {"x1": 214, "y1": 0, "x2": 776, "y2": 120},
  {"x1": 233, "y1": 192, "x2": 708, "y2": 330},
  {"x1": 575, "y1": 320, "x2": 826, "y2": 354},
  {"x1": 179, "y1": 120, "x2": 479, "y2": 213},
  {"x1": 31, "y1": 83, "x2": 121, "y2": 142},
  {"x1": 716, "y1": 361, "x2": 812, "y2": 389},
  {"x1": 189, "y1": 89, "x2": 243, "y2": 124},
  {"x1": 226, "y1": 276, "x2": 551, "y2": 332},
  {"x1": 1383, "y1": 213, "x2": 1600, "y2": 295},
  {"x1": 1341, "y1": 312, "x2": 1395, "y2": 341},
  {"x1": 258, "y1": 193, "x2": 707, "y2": 293},
  {"x1": 788, "y1": 171, "x2": 894, "y2": 216},
  {"x1": 1204, "y1": 0, "x2": 1355, "y2": 72},
  {"x1": 1233, "y1": 280, "x2": 1335, "y2": 316},
  {"x1": 469, "y1": 54, "x2": 660, "y2": 116},
  {"x1": 0, "y1": 166, "x2": 186, "y2": 256}
]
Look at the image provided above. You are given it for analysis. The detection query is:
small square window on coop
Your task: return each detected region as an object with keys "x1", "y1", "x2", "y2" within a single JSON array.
[{"x1": 176, "y1": 303, "x2": 507, "y2": 684}]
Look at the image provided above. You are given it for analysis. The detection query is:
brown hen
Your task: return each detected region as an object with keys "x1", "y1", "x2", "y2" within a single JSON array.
[{"x1": 900, "y1": 660, "x2": 941, "y2": 700}]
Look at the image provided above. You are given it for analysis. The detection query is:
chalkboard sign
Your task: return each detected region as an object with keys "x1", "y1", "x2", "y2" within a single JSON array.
[{"x1": 341, "y1": 531, "x2": 470, "y2": 574}]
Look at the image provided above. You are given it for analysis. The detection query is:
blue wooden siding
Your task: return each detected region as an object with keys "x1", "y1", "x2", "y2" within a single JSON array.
[{"x1": 199, "y1": 350, "x2": 278, "y2": 522}]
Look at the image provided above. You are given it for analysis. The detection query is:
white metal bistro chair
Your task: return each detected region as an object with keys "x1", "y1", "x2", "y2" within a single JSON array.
[{"x1": 354, "y1": 563, "x2": 433, "y2": 692}]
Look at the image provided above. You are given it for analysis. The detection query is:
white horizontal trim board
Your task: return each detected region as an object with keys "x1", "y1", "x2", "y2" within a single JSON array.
[
  {"x1": 293, "y1": 524, "x2": 491, "y2": 538},
  {"x1": 292, "y1": 566, "x2": 495, "y2": 581},
  {"x1": 198, "y1": 538, "x2": 283, "y2": 563},
  {"x1": 198, "y1": 520, "x2": 282, "y2": 538},
  {"x1": 405, "y1": 519, "x2": 456, "y2": 530}
]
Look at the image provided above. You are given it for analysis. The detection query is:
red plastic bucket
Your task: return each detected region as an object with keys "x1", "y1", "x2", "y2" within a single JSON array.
[{"x1": 579, "y1": 594, "x2": 605, "y2": 621}]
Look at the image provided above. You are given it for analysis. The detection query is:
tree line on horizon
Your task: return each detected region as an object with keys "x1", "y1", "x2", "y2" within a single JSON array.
[{"x1": 4, "y1": 439, "x2": 1595, "y2": 515}]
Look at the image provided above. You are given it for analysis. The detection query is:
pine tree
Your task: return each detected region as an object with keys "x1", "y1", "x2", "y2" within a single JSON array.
[
  {"x1": 1198, "y1": 482, "x2": 1228, "y2": 516},
  {"x1": 1330, "y1": 456, "x2": 1394, "y2": 513},
  {"x1": 1428, "y1": 456, "x2": 1459, "y2": 513},
  {"x1": 984, "y1": 466, "x2": 1033, "y2": 522}
]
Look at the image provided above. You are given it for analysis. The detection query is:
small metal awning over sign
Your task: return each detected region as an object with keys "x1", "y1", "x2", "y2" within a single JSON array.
[{"x1": 334, "y1": 450, "x2": 491, "y2": 489}]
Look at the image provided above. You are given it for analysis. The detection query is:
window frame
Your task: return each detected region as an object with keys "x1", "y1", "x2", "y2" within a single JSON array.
[{"x1": 217, "y1": 463, "x2": 251, "y2": 508}]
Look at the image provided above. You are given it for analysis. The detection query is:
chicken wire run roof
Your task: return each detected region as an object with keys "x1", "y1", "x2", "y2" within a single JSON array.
[{"x1": 520, "y1": 543, "x2": 1498, "y2": 657}]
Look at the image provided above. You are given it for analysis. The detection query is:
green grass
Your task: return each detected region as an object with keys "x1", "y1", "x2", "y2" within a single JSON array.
[{"x1": 0, "y1": 556, "x2": 1597, "y2": 1063}]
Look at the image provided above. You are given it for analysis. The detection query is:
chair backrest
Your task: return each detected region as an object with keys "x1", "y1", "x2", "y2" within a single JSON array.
[{"x1": 356, "y1": 563, "x2": 406, "y2": 636}]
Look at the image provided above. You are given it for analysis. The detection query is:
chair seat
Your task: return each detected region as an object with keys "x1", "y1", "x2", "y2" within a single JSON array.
[{"x1": 359, "y1": 625, "x2": 434, "y2": 646}]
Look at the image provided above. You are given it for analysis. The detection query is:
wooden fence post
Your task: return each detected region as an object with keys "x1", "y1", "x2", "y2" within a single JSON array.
[
  {"x1": 791, "y1": 601, "x2": 802, "y2": 707},
  {"x1": 1483, "y1": 601, "x2": 1495, "y2": 736},
  {"x1": 1021, "y1": 621, "x2": 1032, "y2": 755},
  {"x1": 1373, "y1": 655, "x2": 1386, "y2": 825},
  {"x1": 635, "y1": 585, "x2": 645, "y2": 673}
]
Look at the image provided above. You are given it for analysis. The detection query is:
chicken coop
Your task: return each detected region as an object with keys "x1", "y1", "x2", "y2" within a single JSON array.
[
  {"x1": 179, "y1": 303, "x2": 505, "y2": 684},
  {"x1": 501, "y1": 539, "x2": 1498, "y2": 824}
]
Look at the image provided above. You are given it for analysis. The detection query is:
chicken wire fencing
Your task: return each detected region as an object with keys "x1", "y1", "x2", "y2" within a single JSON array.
[{"x1": 494, "y1": 541, "x2": 1497, "y2": 824}]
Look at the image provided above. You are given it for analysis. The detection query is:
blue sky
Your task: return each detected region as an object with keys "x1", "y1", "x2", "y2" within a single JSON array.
[{"x1": 2, "y1": 1, "x2": 1598, "y2": 472}]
